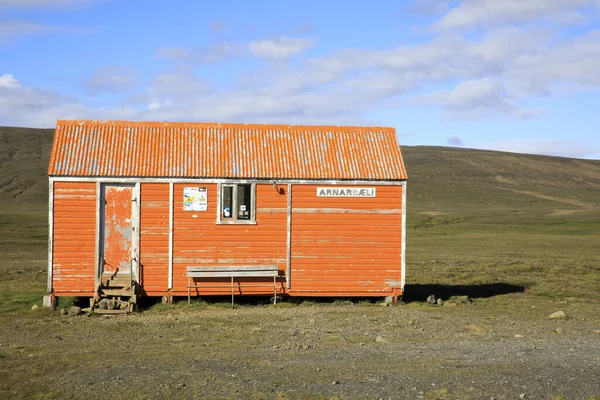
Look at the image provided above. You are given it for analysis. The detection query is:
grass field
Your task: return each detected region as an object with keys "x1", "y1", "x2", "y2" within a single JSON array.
[
  {"x1": 0, "y1": 126, "x2": 599, "y2": 399},
  {"x1": 402, "y1": 145, "x2": 600, "y2": 301}
]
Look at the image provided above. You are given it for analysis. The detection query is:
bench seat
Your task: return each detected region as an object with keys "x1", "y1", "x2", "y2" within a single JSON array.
[{"x1": 186, "y1": 265, "x2": 280, "y2": 306}]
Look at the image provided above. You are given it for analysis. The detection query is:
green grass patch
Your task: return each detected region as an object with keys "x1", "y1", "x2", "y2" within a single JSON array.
[{"x1": 0, "y1": 291, "x2": 46, "y2": 313}]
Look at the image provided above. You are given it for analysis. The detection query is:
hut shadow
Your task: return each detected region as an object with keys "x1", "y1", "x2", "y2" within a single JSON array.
[{"x1": 402, "y1": 283, "x2": 525, "y2": 303}]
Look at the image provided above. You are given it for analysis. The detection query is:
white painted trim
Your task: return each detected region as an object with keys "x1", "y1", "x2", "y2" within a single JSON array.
[
  {"x1": 98, "y1": 183, "x2": 137, "y2": 280},
  {"x1": 50, "y1": 176, "x2": 406, "y2": 186},
  {"x1": 218, "y1": 183, "x2": 234, "y2": 223},
  {"x1": 292, "y1": 208, "x2": 401, "y2": 214},
  {"x1": 251, "y1": 183, "x2": 256, "y2": 221},
  {"x1": 286, "y1": 184, "x2": 292, "y2": 289},
  {"x1": 168, "y1": 182, "x2": 174, "y2": 290},
  {"x1": 401, "y1": 181, "x2": 407, "y2": 293},
  {"x1": 216, "y1": 220, "x2": 257, "y2": 225},
  {"x1": 216, "y1": 183, "x2": 257, "y2": 224},
  {"x1": 47, "y1": 179, "x2": 54, "y2": 293},
  {"x1": 133, "y1": 182, "x2": 140, "y2": 282},
  {"x1": 216, "y1": 182, "x2": 222, "y2": 222},
  {"x1": 95, "y1": 181, "x2": 102, "y2": 289}
]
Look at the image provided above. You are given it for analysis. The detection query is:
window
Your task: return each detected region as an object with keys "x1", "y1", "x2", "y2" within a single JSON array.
[{"x1": 219, "y1": 183, "x2": 255, "y2": 223}]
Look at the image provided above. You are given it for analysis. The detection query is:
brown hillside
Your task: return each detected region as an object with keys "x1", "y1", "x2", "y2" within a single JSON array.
[
  {"x1": 1, "y1": 125, "x2": 600, "y2": 225},
  {"x1": 0, "y1": 127, "x2": 53, "y2": 209}
]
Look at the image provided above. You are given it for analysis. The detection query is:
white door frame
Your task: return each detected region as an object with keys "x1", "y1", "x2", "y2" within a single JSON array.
[{"x1": 97, "y1": 182, "x2": 140, "y2": 283}]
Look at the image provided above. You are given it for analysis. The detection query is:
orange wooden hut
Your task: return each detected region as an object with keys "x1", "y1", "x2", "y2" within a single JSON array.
[{"x1": 47, "y1": 120, "x2": 407, "y2": 309}]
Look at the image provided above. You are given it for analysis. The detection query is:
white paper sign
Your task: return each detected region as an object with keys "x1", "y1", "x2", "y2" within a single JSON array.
[
  {"x1": 316, "y1": 187, "x2": 376, "y2": 197},
  {"x1": 183, "y1": 187, "x2": 208, "y2": 211}
]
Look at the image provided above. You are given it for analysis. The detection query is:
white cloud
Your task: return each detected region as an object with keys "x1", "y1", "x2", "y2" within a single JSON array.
[
  {"x1": 142, "y1": 70, "x2": 211, "y2": 110},
  {"x1": 248, "y1": 36, "x2": 317, "y2": 59},
  {"x1": 300, "y1": 27, "x2": 546, "y2": 86},
  {"x1": 0, "y1": 73, "x2": 137, "y2": 127},
  {"x1": 82, "y1": 66, "x2": 137, "y2": 93},
  {"x1": 409, "y1": 0, "x2": 449, "y2": 15},
  {"x1": 0, "y1": 20, "x2": 91, "y2": 41},
  {"x1": 0, "y1": 0, "x2": 99, "y2": 41},
  {"x1": 1, "y1": 0, "x2": 599, "y2": 160},
  {"x1": 415, "y1": 78, "x2": 545, "y2": 119},
  {"x1": 0, "y1": 20, "x2": 52, "y2": 38},
  {"x1": 0, "y1": 73, "x2": 20, "y2": 88},
  {"x1": 155, "y1": 46, "x2": 191, "y2": 59},
  {"x1": 0, "y1": 74, "x2": 86, "y2": 126},
  {"x1": 510, "y1": 30, "x2": 600, "y2": 93},
  {"x1": 201, "y1": 41, "x2": 239, "y2": 62},
  {"x1": 467, "y1": 27, "x2": 548, "y2": 65},
  {"x1": 2, "y1": 17, "x2": 598, "y2": 130},
  {"x1": 432, "y1": 0, "x2": 594, "y2": 31},
  {"x1": 156, "y1": 36, "x2": 316, "y2": 63},
  {"x1": 155, "y1": 41, "x2": 240, "y2": 63}
]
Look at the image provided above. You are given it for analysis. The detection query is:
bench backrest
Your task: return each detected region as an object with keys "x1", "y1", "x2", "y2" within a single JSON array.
[{"x1": 186, "y1": 265, "x2": 279, "y2": 278}]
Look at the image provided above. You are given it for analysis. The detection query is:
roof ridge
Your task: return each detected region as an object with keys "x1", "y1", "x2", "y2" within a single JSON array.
[{"x1": 56, "y1": 119, "x2": 396, "y2": 132}]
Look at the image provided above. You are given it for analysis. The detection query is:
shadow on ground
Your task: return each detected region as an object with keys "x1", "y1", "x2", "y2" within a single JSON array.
[
  {"x1": 402, "y1": 283, "x2": 526, "y2": 303},
  {"x1": 133, "y1": 283, "x2": 526, "y2": 310}
]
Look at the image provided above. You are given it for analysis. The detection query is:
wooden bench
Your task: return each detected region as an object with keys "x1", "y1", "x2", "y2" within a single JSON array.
[{"x1": 186, "y1": 265, "x2": 280, "y2": 307}]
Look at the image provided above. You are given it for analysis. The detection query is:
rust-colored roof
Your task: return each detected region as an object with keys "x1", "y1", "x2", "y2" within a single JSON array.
[{"x1": 48, "y1": 120, "x2": 407, "y2": 180}]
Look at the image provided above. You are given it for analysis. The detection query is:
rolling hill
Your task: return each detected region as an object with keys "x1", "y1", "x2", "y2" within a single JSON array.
[
  {"x1": 1, "y1": 125, "x2": 599, "y2": 299},
  {"x1": 2, "y1": 125, "x2": 599, "y2": 218},
  {"x1": 0, "y1": 127, "x2": 54, "y2": 210}
]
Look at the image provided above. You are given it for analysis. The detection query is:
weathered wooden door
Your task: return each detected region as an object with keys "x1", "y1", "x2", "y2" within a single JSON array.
[{"x1": 101, "y1": 184, "x2": 137, "y2": 276}]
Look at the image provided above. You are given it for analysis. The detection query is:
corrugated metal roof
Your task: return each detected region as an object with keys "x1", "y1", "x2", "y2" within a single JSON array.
[{"x1": 48, "y1": 120, "x2": 408, "y2": 180}]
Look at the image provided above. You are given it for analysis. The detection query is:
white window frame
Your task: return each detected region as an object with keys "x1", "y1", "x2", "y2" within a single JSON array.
[{"x1": 216, "y1": 183, "x2": 257, "y2": 225}]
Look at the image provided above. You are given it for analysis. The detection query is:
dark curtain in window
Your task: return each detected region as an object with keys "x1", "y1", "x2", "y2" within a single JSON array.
[
  {"x1": 237, "y1": 184, "x2": 252, "y2": 220},
  {"x1": 222, "y1": 186, "x2": 233, "y2": 218}
]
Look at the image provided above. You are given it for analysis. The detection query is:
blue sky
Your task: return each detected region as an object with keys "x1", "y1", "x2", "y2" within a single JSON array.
[{"x1": 1, "y1": 0, "x2": 599, "y2": 159}]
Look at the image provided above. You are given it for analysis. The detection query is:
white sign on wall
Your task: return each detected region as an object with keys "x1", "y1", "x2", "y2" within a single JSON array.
[
  {"x1": 316, "y1": 187, "x2": 376, "y2": 197},
  {"x1": 183, "y1": 187, "x2": 208, "y2": 211}
]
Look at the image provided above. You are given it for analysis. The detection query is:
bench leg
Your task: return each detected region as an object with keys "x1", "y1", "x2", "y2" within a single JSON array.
[
  {"x1": 273, "y1": 276, "x2": 277, "y2": 306},
  {"x1": 231, "y1": 277, "x2": 234, "y2": 308},
  {"x1": 188, "y1": 277, "x2": 191, "y2": 306}
]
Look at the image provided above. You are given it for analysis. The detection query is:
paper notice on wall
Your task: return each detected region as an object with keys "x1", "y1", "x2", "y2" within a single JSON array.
[{"x1": 183, "y1": 187, "x2": 208, "y2": 211}]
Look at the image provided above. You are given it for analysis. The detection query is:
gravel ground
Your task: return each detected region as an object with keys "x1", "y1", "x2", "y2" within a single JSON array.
[{"x1": 1, "y1": 296, "x2": 599, "y2": 400}]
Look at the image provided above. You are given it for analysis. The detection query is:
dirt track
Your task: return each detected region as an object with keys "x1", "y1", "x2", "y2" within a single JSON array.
[{"x1": 1, "y1": 296, "x2": 599, "y2": 399}]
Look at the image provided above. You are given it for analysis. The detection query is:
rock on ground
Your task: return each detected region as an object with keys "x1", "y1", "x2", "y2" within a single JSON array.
[
  {"x1": 548, "y1": 311, "x2": 567, "y2": 320},
  {"x1": 456, "y1": 295, "x2": 472, "y2": 304},
  {"x1": 67, "y1": 306, "x2": 81, "y2": 317},
  {"x1": 375, "y1": 335, "x2": 388, "y2": 343}
]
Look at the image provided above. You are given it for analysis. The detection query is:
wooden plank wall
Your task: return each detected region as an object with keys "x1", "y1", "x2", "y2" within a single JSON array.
[
  {"x1": 52, "y1": 181, "x2": 96, "y2": 295},
  {"x1": 51, "y1": 181, "x2": 403, "y2": 298},
  {"x1": 139, "y1": 183, "x2": 170, "y2": 295},
  {"x1": 171, "y1": 183, "x2": 287, "y2": 295},
  {"x1": 289, "y1": 184, "x2": 403, "y2": 297}
]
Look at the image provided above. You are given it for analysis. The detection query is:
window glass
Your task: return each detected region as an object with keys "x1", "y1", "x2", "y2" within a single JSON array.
[
  {"x1": 237, "y1": 184, "x2": 252, "y2": 220},
  {"x1": 222, "y1": 185, "x2": 233, "y2": 219},
  {"x1": 219, "y1": 183, "x2": 254, "y2": 223}
]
